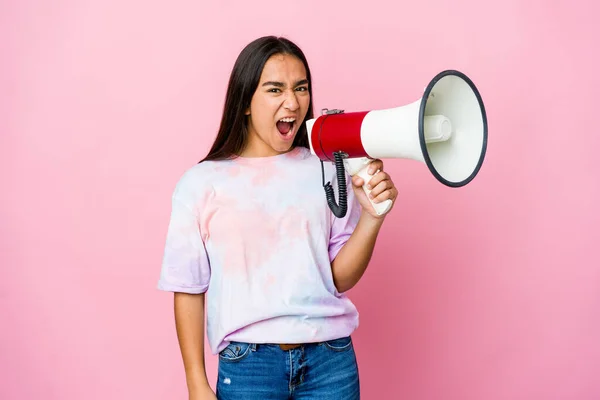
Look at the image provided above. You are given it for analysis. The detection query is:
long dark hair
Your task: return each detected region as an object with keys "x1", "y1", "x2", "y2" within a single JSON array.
[{"x1": 199, "y1": 36, "x2": 314, "y2": 162}]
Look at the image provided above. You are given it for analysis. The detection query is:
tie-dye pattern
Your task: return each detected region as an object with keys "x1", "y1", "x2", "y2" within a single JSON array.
[{"x1": 157, "y1": 147, "x2": 362, "y2": 354}]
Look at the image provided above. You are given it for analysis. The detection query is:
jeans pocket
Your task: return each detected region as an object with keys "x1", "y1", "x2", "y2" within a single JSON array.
[
  {"x1": 218, "y1": 341, "x2": 252, "y2": 363},
  {"x1": 323, "y1": 336, "x2": 353, "y2": 352}
]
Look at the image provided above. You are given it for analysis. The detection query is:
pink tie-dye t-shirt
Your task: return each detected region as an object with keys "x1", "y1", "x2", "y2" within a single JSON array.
[{"x1": 157, "y1": 146, "x2": 362, "y2": 354}]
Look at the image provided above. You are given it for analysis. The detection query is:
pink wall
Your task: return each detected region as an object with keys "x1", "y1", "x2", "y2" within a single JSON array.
[{"x1": 2, "y1": 1, "x2": 599, "y2": 399}]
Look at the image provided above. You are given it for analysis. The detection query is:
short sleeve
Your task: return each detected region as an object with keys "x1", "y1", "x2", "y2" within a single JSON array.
[
  {"x1": 328, "y1": 172, "x2": 362, "y2": 262},
  {"x1": 157, "y1": 176, "x2": 211, "y2": 294}
]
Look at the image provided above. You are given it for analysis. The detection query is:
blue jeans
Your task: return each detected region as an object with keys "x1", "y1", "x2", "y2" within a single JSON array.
[{"x1": 216, "y1": 336, "x2": 360, "y2": 399}]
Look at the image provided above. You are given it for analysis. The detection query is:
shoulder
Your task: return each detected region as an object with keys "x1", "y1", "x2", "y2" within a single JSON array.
[
  {"x1": 295, "y1": 147, "x2": 348, "y2": 176},
  {"x1": 286, "y1": 146, "x2": 325, "y2": 168},
  {"x1": 285, "y1": 146, "x2": 349, "y2": 178},
  {"x1": 170, "y1": 160, "x2": 224, "y2": 205}
]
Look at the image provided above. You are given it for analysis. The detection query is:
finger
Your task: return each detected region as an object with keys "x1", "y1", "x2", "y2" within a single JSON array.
[
  {"x1": 373, "y1": 186, "x2": 398, "y2": 203},
  {"x1": 368, "y1": 179, "x2": 394, "y2": 200},
  {"x1": 367, "y1": 159, "x2": 384, "y2": 175},
  {"x1": 366, "y1": 171, "x2": 390, "y2": 190},
  {"x1": 352, "y1": 176, "x2": 364, "y2": 187},
  {"x1": 371, "y1": 187, "x2": 395, "y2": 203}
]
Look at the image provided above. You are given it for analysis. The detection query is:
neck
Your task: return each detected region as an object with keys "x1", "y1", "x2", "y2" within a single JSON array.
[{"x1": 240, "y1": 136, "x2": 293, "y2": 158}]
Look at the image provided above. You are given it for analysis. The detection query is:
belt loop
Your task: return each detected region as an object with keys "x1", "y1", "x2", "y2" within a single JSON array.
[{"x1": 251, "y1": 343, "x2": 257, "y2": 351}]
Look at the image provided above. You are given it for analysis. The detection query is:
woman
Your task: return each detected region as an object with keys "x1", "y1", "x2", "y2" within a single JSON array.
[{"x1": 158, "y1": 36, "x2": 398, "y2": 399}]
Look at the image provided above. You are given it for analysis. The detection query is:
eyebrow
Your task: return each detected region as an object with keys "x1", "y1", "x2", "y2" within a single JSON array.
[{"x1": 262, "y1": 79, "x2": 309, "y2": 87}]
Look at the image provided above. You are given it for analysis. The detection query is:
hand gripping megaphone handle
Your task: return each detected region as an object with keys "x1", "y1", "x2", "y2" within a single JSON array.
[{"x1": 343, "y1": 157, "x2": 393, "y2": 216}]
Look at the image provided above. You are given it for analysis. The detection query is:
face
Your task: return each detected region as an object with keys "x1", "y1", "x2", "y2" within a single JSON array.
[{"x1": 242, "y1": 53, "x2": 310, "y2": 157}]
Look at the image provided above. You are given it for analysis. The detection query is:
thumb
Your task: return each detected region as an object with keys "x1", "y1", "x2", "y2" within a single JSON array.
[{"x1": 352, "y1": 176, "x2": 364, "y2": 187}]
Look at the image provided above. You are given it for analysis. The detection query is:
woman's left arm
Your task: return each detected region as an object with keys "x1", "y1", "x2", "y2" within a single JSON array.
[{"x1": 331, "y1": 159, "x2": 398, "y2": 293}]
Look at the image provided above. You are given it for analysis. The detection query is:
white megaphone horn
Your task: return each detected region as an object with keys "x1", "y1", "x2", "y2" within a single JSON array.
[{"x1": 305, "y1": 69, "x2": 488, "y2": 218}]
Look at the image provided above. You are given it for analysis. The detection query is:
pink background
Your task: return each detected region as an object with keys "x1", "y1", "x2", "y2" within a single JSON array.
[{"x1": 2, "y1": 0, "x2": 599, "y2": 399}]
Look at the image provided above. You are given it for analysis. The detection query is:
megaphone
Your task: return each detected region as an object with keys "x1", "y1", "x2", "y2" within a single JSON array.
[{"x1": 306, "y1": 69, "x2": 487, "y2": 218}]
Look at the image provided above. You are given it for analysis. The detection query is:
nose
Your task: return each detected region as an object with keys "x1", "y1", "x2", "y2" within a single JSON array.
[{"x1": 283, "y1": 90, "x2": 300, "y2": 111}]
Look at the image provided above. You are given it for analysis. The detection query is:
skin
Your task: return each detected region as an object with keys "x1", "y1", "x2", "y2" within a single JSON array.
[
  {"x1": 332, "y1": 163, "x2": 398, "y2": 293},
  {"x1": 181, "y1": 53, "x2": 399, "y2": 399},
  {"x1": 175, "y1": 292, "x2": 216, "y2": 400},
  {"x1": 241, "y1": 53, "x2": 311, "y2": 158}
]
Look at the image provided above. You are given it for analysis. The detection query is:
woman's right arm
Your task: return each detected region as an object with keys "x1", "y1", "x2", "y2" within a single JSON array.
[{"x1": 174, "y1": 292, "x2": 216, "y2": 399}]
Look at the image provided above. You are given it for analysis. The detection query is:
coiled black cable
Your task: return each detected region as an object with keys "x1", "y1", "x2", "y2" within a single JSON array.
[{"x1": 321, "y1": 151, "x2": 347, "y2": 218}]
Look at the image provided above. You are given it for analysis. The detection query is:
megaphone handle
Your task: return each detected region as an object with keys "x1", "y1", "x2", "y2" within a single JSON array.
[{"x1": 353, "y1": 162, "x2": 393, "y2": 216}]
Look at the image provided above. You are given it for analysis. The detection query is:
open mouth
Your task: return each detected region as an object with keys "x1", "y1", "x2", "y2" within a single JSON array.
[{"x1": 276, "y1": 117, "x2": 296, "y2": 139}]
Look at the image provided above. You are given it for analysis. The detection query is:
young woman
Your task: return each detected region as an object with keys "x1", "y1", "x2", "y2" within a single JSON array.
[{"x1": 158, "y1": 36, "x2": 398, "y2": 400}]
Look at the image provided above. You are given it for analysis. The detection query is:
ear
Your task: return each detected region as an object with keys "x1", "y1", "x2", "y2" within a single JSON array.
[{"x1": 245, "y1": 107, "x2": 250, "y2": 116}]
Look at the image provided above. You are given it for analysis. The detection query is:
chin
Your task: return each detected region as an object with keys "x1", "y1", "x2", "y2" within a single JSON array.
[
  {"x1": 275, "y1": 132, "x2": 296, "y2": 147},
  {"x1": 274, "y1": 143, "x2": 294, "y2": 153}
]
